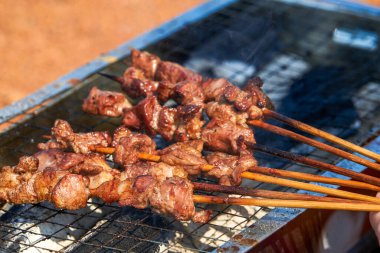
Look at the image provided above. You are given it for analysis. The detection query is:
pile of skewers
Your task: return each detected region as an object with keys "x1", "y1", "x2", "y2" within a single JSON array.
[{"x1": 1, "y1": 50, "x2": 380, "y2": 223}]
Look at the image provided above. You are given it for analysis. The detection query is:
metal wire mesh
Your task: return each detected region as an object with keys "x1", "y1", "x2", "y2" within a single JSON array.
[{"x1": 1, "y1": 0, "x2": 380, "y2": 252}]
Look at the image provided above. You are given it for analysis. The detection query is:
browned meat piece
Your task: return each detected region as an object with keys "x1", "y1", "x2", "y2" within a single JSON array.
[
  {"x1": 90, "y1": 179, "x2": 120, "y2": 203},
  {"x1": 156, "y1": 81, "x2": 176, "y2": 102},
  {"x1": 112, "y1": 126, "x2": 132, "y2": 147},
  {"x1": 158, "y1": 140, "x2": 207, "y2": 176},
  {"x1": 157, "y1": 107, "x2": 177, "y2": 141},
  {"x1": 202, "y1": 119, "x2": 255, "y2": 154},
  {"x1": 38, "y1": 120, "x2": 112, "y2": 154},
  {"x1": 71, "y1": 153, "x2": 118, "y2": 190},
  {"x1": 122, "y1": 67, "x2": 160, "y2": 98},
  {"x1": 174, "y1": 80, "x2": 205, "y2": 107},
  {"x1": 118, "y1": 162, "x2": 208, "y2": 222},
  {"x1": 113, "y1": 131, "x2": 156, "y2": 166},
  {"x1": 202, "y1": 102, "x2": 254, "y2": 153},
  {"x1": 205, "y1": 102, "x2": 248, "y2": 125},
  {"x1": 156, "y1": 61, "x2": 202, "y2": 84},
  {"x1": 126, "y1": 95, "x2": 204, "y2": 142},
  {"x1": 122, "y1": 162, "x2": 152, "y2": 179},
  {"x1": 202, "y1": 77, "x2": 272, "y2": 118},
  {"x1": 34, "y1": 169, "x2": 70, "y2": 202},
  {"x1": 34, "y1": 149, "x2": 85, "y2": 171},
  {"x1": 134, "y1": 96, "x2": 162, "y2": 136},
  {"x1": 202, "y1": 78, "x2": 232, "y2": 102},
  {"x1": 192, "y1": 210, "x2": 213, "y2": 223},
  {"x1": 0, "y1": 156, "x2": 39, "y2": 204},
  {"x1": 243, "y1": 77, "x2": 274, "y2": 110},
  {"x1": 122, "y1": 108, "x2": 142, "y2": 130},
  {"x1": 149, "y1": 162, "x2": 188, "y2": 182},
  {"x1": 71, "y1": 131, "x2": 112, "y2": 154},
  {"x1": 150, "y1": 176, "x2": 196, "y2": 221},
  {"x1": 131, "y1": 49, "x2": 161, "y2": 79},
  {"x1": 206, "y1": 152, "x2": 257, "y2": 186},
  {"x1": 82, "y1": 87, "x2": 132, "y2": 117},
  {"x1": 223, "y1": 85, "x2": 253, "y2": 111},
  {"x1": 51, "y1": 174, "x2": 89, "y2": 209},
  {"x1": 174, "y1": 105, "x2": 205, "y2": 142}
]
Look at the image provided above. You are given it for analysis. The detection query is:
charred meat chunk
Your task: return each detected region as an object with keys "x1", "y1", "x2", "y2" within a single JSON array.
[
  {"x1": 156, "y1": 61, "x2": 202, "y2": 84},
  {"x1": 174, "y1": 105, "x2": 205, "y2": 142},
  {"x1": 82, "y1": 87, "x2": 132, "y2": 117},
  {"x1": 202, "y1": 119, "x2": 255, "y2": 154},
  {"x1": 131, "y1": 49, "x2": 161, "y2": 79},
  {"x1": 122, "y1": 67, "x2": 160, "y2": 99},
  {"x1": 112, "y1": 129, "x2": 156, "y2": 166},
  {"x1": 202, "y1": 102, "x2": 255, "y2": 153},
  {"x1": 206, "y1": 152, "x2": 257, "y2": 186},
  {"x1": 243, "y1": 77, "x2": 274, "y2": 110},
  {"x1": 174, "y1": 80, "x2": 205, "y2": 107},
  {"x1": 38, "y1": 120, "x2": 112, "y2": 154},
  {"x1": 157, "y1": 107, "x2": 177, "y2": 141},
  {"x1": 134, "y1": 96, "x2": 162, "y2": 136},
  {"x1": 158, "y1": 140, "x2": 207, "y2": 176},
  {"x1": 202, "y1": 78, "x2": 233, "y2": 102}
]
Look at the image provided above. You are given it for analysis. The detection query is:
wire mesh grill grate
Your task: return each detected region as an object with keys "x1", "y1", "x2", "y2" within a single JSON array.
[{"x1": 1, "y1": 0, "x2": 380, "y2": 252}]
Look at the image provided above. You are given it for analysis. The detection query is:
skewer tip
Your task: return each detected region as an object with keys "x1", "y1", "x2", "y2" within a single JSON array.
[{"x1": 98, "y1": 72, "x2": 124, "y2": 84}]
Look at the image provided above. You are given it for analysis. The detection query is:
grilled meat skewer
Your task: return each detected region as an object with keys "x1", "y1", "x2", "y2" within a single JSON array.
[
  {"x1": 2, "y1": 148, "x2": 380, "y2": 221},
  {"x1": 98, "y1": 49, "x2": 380, "y2": 166}
]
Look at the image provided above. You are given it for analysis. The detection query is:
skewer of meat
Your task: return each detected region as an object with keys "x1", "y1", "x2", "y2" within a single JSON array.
[
  {"x1": 81, "y1": 86, "x2": 380, "y2": 187},
  {"x1": 2, "y1": 148, "x2": 380, "y2": 222},
  {"x1": 98, "y1": 49, "x2": 380, "y2": 166},
  {"x1": 90, "y1": 144, "x2": 380, "y2": 204}
]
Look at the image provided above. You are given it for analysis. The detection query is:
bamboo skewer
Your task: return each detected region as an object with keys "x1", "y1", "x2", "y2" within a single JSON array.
[
  {"x1": 263, "y1": 108, "x2": 380, "y2": 163},
  {"x1": 192, "y1": 182, "x2": 366, "y2": 203},
  {"x1": 192, "y1": 195, "x2": 380, "y2": 212},
  {"x1": 248, "y1": 143, "x2": 380, "y2": 187},
  {"x1": 249, "y1": 120, "x2": 380, "y2": 172},
  {"x1": 252, "y1": 166, "x2": 380, "y2": 192},
  {"x1": 89, "y1": 146, "x2": 380, "y2": 203},
  {"x1": 198, "y1": 166, "x2": 380, "y2": 204}
]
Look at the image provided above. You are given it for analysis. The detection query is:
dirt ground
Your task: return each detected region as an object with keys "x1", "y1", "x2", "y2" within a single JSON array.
[
  {"x1": 1, "y1": 0, "x2": 379, "y2": 109},
  {"x1": 0, "y1": 0, "x2": 204, "y2": 108}
]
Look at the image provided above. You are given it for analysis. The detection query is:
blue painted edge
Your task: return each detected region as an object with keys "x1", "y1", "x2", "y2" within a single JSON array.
[
  {"x1": 278, "y1": 0, "x2": 380, "y2": 17},
  {"x1": 217, "y1": 136, "x2": 380, "y2": 252},
  {"x1": 0, "y1": 0, "x2": 237, "y2": 124}
]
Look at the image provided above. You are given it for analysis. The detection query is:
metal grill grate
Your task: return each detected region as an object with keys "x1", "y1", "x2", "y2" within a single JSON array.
[{"x1": 1, "y1": 0, "x2": 380, "y2": 252}]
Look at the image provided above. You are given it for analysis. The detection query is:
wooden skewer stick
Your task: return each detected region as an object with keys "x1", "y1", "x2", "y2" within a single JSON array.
[
  {"x1": 192, "y1": 195, "x2": 380, "y2": 212},
  {"x1": 263, "y1": 108, "x2": 380, "y2": 163},
  {"x1": 91, "y1": 146, "x2": 380, "y2": 195},
  {"x1": 252, "y1": 166, "x2": 380, "y2": 192},
  {"x1": 200, "y1": 167, "x2": 380, "y2": 204},
  {"x1": 192, "y1": 182, "x2": 366, "y2": 203},
  {"x1": 249, "y1": 120, "x2": 380, "y2": 172},
  {"x1": 248, "y1": 143, "x2": 380, "y2": 187}
]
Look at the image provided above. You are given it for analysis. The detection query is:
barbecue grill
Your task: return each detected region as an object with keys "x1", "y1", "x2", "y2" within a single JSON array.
[{"x1": 1, "y1": 0, "x2": 380, "y2": 252}]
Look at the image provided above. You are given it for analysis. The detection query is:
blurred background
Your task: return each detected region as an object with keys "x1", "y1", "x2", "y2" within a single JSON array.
[
  {"x1": 0, "y1": 0, "x2": 204, "y2": 108},
  {"x1": 0, "y1": 0, "x2": 379, "y2": 109}
]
